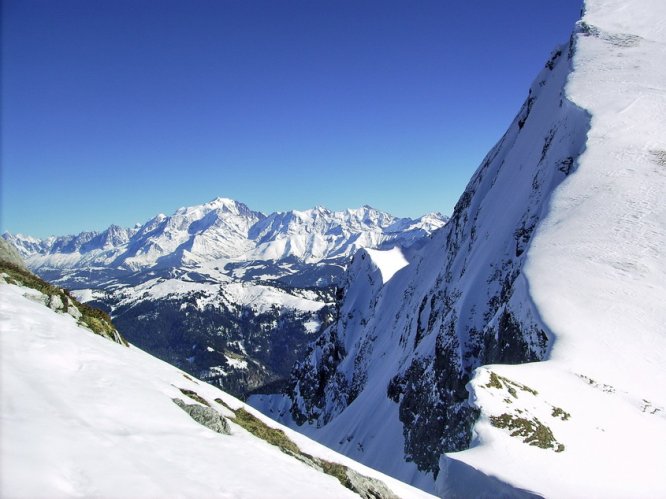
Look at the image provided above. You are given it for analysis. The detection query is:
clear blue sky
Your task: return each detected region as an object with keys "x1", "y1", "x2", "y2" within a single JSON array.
[{"x1": 2, "y1": 0, "x2": 582, "y2": 238}]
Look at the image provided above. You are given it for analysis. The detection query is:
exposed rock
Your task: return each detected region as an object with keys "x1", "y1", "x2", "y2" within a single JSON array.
[
  {"x1": 344, "y1": 467, "x2": 400, "y2": 499},
  {"x1": 48, "y1": 294, "x2": 64, "y2": 312},
  {"x1": 0, "y1": 238, "x2": 27, "y2": 269},
  {"x1": 172, "y1": 398, "x2": 231, "y2": 435},
  {"x1": 66, "y1": 299, "x2": 82, "y2": 320}
]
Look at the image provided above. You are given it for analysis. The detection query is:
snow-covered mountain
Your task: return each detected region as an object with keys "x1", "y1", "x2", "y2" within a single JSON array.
[
  {"x1": 4, "y1": 199, "x2": 447, "y2": 272},
  {"x1": 251, "y1": 1, "x2": 666, "y2": 496},
  {"x1": 3, "y1": 201, "x2": 446, "y2": 400},
  {"x1": 0, "y1": 271, "x2": 433, "y2": 498}
]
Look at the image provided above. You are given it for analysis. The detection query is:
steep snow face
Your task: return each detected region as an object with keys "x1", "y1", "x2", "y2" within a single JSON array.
[
  {"x1": 526, "y1": 0, "x2": 666, "y2": 396},
  {"x1": 0, "y1": 282, "x2": 433, "y2": 499},
  {"x1": 5, "y1": 200, "x2": 446, "y2": 272},
  {"x1": 251, "y1": 1, "x2": 666, "y2": 496}
]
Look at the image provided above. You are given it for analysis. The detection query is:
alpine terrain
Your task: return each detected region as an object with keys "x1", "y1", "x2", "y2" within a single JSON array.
[
  {"x1": 251, "y1": 0, "x2": 666, "y2": 496},
  {"x1": 3, "y1": 201, "x2": 445, "y2": 398},
  {"x1": 0, "y1": 249, "x2": 434, "y2": 498}
]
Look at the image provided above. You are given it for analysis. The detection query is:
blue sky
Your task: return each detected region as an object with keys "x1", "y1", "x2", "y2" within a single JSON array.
[{"x1": 2, "y1": 0, "x2": 582, "y2": 238}]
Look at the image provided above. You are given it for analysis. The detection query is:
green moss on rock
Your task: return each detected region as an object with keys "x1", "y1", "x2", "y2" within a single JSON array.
[
  {"x1": 319, "y1": 459, "x2": 353, "y2": 489},
  {"x1": 484, "y1": 371, "x2": 538, "y2": 398},
  {"x1": 552, "y1": 406, "x2": 571, "y2": 421},
  {"x1": 228, "y1": 406, "x2": 398, "y2": 497},
  {"x1": 0, "y1": 261, "x2": 127, "y2": 346},
  {"x1": 232, "y1": 408, "x2": 301, "y2": 455},
  {"x1": 177, "y1": 388, "x2": 210, "y2": 407},
  {"x1": 485, "y1": 372, "x2": 503, "y2": 389}
]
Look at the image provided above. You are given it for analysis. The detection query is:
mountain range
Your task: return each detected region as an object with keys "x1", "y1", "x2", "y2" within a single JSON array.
[
  {"x1": 3, "y1": 201, "x2": 446, "y2": 400},
  {"x1": 5, "y1": 199, "x2": 446, "y2": 275}
]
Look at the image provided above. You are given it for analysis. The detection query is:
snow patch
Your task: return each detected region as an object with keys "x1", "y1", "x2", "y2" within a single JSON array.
[{"x1": 364, "y1": 247, "x2": 409, "y2": 284}]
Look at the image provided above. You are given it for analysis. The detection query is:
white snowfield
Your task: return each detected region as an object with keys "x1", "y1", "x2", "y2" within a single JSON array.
[
  {"x1": 364, "y1": 247, "x2": 409, "y2": 285},
  {"x1": 454, "y1": 0, "x2": 666, "y2": 496},
  {"x1": 0, "y1": 283, "x2": 433, "y2": 499},
  {"x1": 106, "y1": 276, "x2": 327, "y2": 315}
]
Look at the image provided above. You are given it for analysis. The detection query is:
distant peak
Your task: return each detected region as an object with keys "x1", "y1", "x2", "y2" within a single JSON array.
[
  {"x1": 201, "y1": 197, "x2": 259, "y2": 217},
  {"x1": 349, "y1": 204, "x2": 381, "y2": 213},
  {"x1": 421, "y1": 212, "x2": 448, "y2": 220},
  {"x1": 207, "y1": 197, "x2": 238, "y2": 207}
]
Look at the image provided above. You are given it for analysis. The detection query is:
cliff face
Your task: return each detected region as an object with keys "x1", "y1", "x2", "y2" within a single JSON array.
[{"x1": 251, "y1": 1, "x2": 666, "y2": 496}]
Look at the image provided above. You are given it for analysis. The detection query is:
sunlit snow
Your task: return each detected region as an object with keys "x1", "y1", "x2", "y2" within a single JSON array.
[{"x1": 0, "y1": 283, "x2": 433, "y2": 498}]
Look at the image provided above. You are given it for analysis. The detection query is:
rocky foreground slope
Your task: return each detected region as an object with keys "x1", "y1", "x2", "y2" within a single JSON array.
[{"x1": 251, "y1": 1, "x2": 666, "y2": 496}]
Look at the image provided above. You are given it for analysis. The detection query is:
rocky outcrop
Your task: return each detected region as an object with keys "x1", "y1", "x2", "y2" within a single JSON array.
[
  {"x1": 0, "y1": 259, "x2": 127, "y2": 346},
  {"x1": 344, "y1": 467, "x2": 400, "y2": 499},
  {"x1": 172, "y1": 398, "x2": 231, "y2": 435},
  {"x1": 0, "y1": 238, "x2": 27, "y2": 269}
]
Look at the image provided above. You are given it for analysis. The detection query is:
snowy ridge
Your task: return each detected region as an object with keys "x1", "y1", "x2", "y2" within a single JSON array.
[
  {"x1": 455, "y1": 0, "x2": 666, "y2": 494},
  {"x1": 0, "y1": 282, "x2": 433, "y2": 499},
  {"x1": 251, "y1": 1, "x2": 666, "y2": 496}
]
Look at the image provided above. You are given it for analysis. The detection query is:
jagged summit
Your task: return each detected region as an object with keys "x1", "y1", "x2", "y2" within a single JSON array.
[{"x1": 175, "y1": 197, "x2": 258, "y2": 217}]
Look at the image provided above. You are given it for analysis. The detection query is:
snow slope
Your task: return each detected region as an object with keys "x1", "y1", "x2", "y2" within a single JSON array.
[
  {"x1": 0, "y1": 282, "x2": 433, "y2": 499},
  {"x1": 251, "y1": 1, "x2": 666, "y2": 497},
  {"x1": 364, "y1": 247, "x2": 409, "y2": 284}
]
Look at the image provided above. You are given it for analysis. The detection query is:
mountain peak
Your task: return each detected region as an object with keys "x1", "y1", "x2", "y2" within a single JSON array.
[{"x1": 206, "y1": 197, "x2": 243, "y2": 209}]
